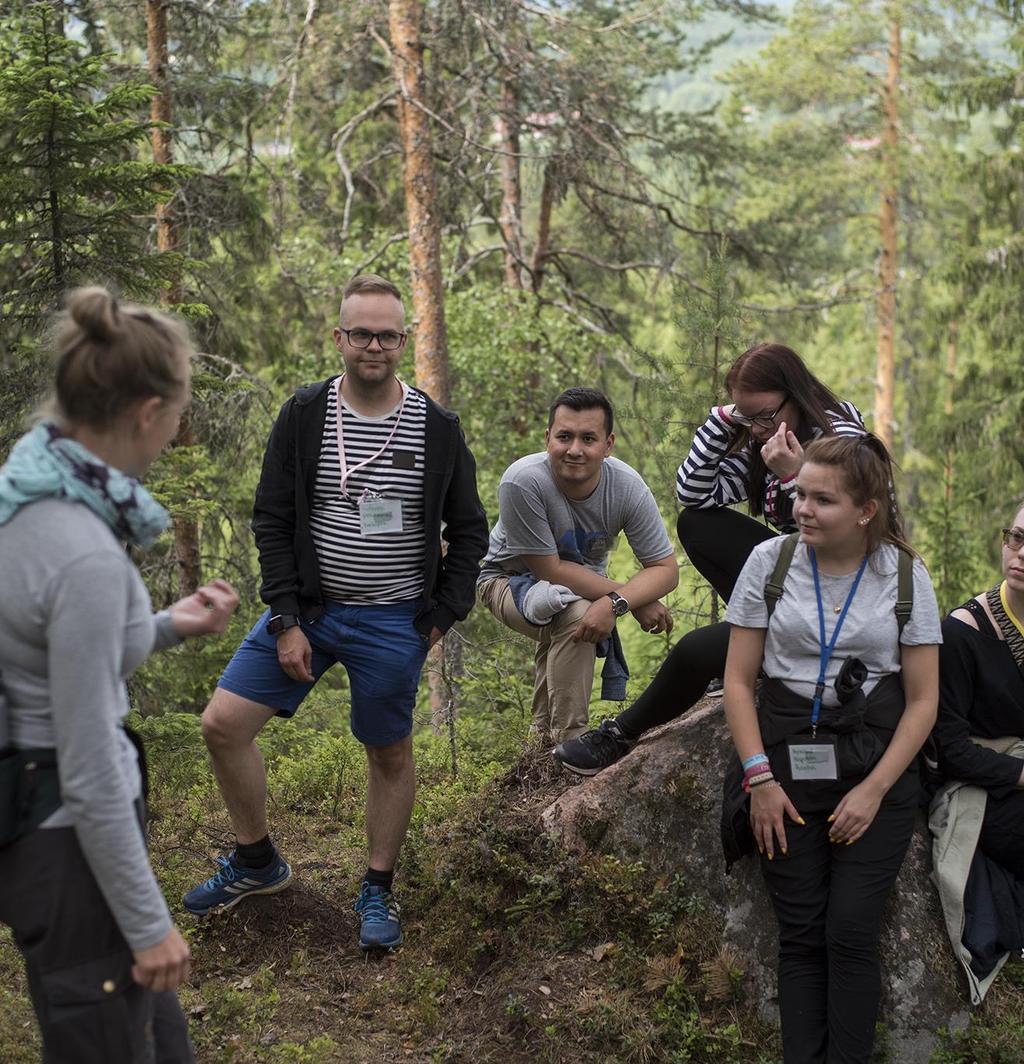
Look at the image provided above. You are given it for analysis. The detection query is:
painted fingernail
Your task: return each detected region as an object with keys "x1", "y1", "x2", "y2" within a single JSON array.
[
  {"x1": 781, "y1": 847, "x2": 787, "y2": 855},
  {"x1": 827, "y1": 815, "x2": 835, "y2": 822},
  {"x1": 767, "y1": 853, "x2": 773, "y2": 861},
  {"x1": 797, "y1": 817, "x2": 806, "y2": 825},
  {"x1": 847, "y1": 839, "x2": 854, "y2": 846}
]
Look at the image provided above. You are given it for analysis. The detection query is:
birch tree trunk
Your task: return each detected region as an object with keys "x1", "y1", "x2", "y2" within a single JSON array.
[
  {"x1": 875, "y1": 11, "x2": 901, "y2": 450},
  {"x1": 147, "y1": 0, "x2": 201, "y2": 595}
]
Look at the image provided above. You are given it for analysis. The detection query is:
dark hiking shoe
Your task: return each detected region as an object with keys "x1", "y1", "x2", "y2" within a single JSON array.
[{"x1": 552, "y1": 719, "x2": 634, "y2": 777}]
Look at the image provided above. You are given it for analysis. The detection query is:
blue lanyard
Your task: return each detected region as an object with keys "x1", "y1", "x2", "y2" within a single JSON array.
[{"x1": 810, "y1": 548, "x2": 869, "y2": 737}]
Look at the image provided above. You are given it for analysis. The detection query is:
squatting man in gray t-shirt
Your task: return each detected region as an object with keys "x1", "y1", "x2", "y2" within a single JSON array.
[{"x1": 478, "y1": 387, "x2": 678, "y2": 743}]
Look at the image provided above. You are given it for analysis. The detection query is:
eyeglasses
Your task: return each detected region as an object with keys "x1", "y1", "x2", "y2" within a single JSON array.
[
  {"x1": 1002, "y1": 528, "x2": 1024, "y2": 550},
  {"x1": 730, "y1": 397, "x2": 788, "y2": 430},
  {"x1": 339, "y1": 328, "x2": 406, "y2": 351}
]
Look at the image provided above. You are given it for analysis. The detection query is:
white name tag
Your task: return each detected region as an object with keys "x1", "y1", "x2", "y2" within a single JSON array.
[
  {"x1": 787, "y1": 741, "x2": 839, "y2": 781},
  {"x1": 359, "y1": 497, "x2": 403, "y2": 535}
]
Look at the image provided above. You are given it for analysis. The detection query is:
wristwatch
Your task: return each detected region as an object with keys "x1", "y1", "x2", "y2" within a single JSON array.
[
  {"x1": 606, "y1": 591, "x2": 630, "y2": 618},
  {"x1": 267, "y1": 613, "x2": 300, "y2": 636}
]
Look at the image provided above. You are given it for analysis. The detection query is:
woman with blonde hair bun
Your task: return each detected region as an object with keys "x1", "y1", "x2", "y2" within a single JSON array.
[{"x1": 0, "y1": 287, "x2": 239, "y2": 1062}]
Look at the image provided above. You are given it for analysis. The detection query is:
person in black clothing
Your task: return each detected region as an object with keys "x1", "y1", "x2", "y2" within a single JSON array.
[
  {"x1": 934, "y1": 504, "x2": 1024, "y2": 876},
  {"x1": 554, "y1": 343, "x2": 864, "y2": 775}
]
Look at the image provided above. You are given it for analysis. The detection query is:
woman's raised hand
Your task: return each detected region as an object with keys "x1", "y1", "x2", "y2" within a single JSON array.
[
  {"x1": 750, "y1": 783, "x2": 804, "y2": 859},
  {"x1": 170, "y1": 578, "x2": 240, "y2": 638},
  {"x1": 760, "y1": 422, "x2": 804, "y2": 479}
]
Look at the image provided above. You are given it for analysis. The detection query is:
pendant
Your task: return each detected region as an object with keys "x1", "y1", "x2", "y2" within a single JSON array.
[{"x1": 834, "y1": 604, "x2": 842, "y2": 614}]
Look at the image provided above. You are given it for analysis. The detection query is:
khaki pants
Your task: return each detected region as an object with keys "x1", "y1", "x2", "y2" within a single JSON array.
[{"x1": 478, "y1": 577, "x2": 596, "y2": 742}]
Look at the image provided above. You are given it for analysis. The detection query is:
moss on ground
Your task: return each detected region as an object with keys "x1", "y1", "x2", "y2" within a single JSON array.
[{"x1": 2, "y1": 707, "x2": 1022, "y2": 1061}]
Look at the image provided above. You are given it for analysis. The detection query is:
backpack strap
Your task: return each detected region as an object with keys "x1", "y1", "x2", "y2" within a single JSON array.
[
  {"x1": 762, "y1": 535, "x2": 914, "y2": 631},
  {"x1": 895, "y1": 548, "x2": 913, "y2": 635},
  {"x1": 764, "y1": 533, "x2": 800, "y2": 620}
]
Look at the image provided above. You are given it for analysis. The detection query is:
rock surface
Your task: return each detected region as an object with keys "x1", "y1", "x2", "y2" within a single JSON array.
[{"x1": 541, "y1": 699, "x2": 972, "y2": 1062}]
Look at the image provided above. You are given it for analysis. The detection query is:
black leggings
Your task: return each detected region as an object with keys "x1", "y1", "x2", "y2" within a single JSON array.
[
  {"x1": 617, "y1": 507, "x2": 776, "y2": 739},
  {"x1": 979, "y1": 789, "x2": 1024, "y2": 878},
  {"x1": 761, "y1": 794, "x2": 916, "y2": 1064}
]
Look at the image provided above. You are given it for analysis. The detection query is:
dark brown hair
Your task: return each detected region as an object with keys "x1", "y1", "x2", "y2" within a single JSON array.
[
  {"x1": 802, "y1": 433, "x2": 914, "y2": 556},
  {"x1": 547, "y1": 387, "x2": 614, "y2": 436},
  {"x1": 52, "y1": 287, "x2": 192, "y2": 430},
  {"x1": 725, "y1": 343, "x2": 845, "y2": 516}
]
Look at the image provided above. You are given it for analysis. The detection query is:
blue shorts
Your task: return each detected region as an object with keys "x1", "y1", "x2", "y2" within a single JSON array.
[{"x1": 217, "y1": 601, "x2": 429, "y2": 747}]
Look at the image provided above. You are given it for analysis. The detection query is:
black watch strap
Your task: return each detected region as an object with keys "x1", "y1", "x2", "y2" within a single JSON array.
[
  {"x1": 267, "y1": 613, "x2": 300, "y2": 636},
  {"x1": 607, "y1": 591, "x2": 630, "y2": 617}
]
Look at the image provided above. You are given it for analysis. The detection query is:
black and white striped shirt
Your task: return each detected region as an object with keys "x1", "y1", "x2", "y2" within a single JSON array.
[
  {"x1": 310, "y1": 379, "x2": 427, "y2": 604},
  {"x1": 675, "y1": 401, "x2": 865, "y2": 531}
]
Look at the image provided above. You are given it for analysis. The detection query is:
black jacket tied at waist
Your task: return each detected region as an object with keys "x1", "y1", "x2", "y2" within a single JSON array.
[{"x1": 721, "y1": 671, "x2": 908, "y2": 871}]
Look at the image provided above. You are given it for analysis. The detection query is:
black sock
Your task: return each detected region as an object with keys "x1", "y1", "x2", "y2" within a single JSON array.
[
  {"x1": 614, "y1": 717, "x2": 639, "y2": 742},
  {"x1": 235, "y1": 836, "x2": 276, "y2": 869},
  {"x1": 365, "y1": 867, "x2": 393, "y2": 892}
]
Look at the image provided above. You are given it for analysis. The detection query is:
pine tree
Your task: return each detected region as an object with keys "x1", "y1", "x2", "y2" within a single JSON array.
[{"x1": 0, "y1": 1, "x2": 189, "y2": 327}]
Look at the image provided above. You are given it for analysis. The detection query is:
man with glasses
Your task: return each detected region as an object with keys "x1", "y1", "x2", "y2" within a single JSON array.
[{"x1": 182, "y1": 274, "x2": 488, "y2": 950}]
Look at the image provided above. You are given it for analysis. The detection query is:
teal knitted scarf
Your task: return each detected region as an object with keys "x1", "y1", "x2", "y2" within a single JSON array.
[{"x1": 0, "y1": 422, "x2": 170, "y2": 549}]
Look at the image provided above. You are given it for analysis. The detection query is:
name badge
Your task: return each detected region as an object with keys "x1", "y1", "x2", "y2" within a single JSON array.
[
  {"x1": 359, "y1": 497, "x2": 403, "y2": 535},
  {"x1": 787, "y1": 739, "x2": 839, "y2": 781}
]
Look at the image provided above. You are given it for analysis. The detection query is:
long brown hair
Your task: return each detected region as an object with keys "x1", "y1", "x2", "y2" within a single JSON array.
[
  {"x1": 802, "y1": 433, "x2": 915, "y2": 557},
  {"x1": 725, "y1": 343, "x2": 845, "y2": 516}
]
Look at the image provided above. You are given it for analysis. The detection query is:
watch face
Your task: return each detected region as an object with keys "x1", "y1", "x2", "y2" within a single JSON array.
[{"x1": 610, "y1": 594, "x2": 629, "y2": 617}]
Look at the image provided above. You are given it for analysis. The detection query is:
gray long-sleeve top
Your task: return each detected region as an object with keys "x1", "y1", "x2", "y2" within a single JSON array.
[{"x1": 0, "y1": 498, "x2": 182, "y2": 950}]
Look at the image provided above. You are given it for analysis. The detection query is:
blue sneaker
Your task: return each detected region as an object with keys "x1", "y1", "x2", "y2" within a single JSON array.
[
  {"x1": 182, "y1": 851, "x2": 292, "y2": 916},
  {"x1": 353, "y1": 882, "x2": 402, "y2": 950}
]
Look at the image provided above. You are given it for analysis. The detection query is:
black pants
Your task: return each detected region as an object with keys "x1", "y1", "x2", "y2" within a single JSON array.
[
  {"x1": 760, "y1": 794, "x2": 916, "y2": 1064},
  {"x1": 617, "y1": 507, "x2": 776, "y2": 739},
  {"x1": 0, "y1": 825, "x2": 193, "y2": 1064},
  {"x1": 979, "y1": 789, "x2": 1024, "y2": 879}
]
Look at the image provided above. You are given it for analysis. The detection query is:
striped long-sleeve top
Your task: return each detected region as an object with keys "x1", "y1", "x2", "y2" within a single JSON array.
[{"x1": 675, "y1": 401, "x2": 865, "y2": 531}]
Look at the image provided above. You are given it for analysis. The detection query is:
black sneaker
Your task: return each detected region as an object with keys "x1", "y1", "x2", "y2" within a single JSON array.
[{"x1": 553, "y1": 719, "x2": 634, "y2": 777}]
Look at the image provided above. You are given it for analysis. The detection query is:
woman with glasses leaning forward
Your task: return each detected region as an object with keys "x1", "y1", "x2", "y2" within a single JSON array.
[
  {"x1": 555, "y1": 342, "x2": 865, "y2": 775},
  {"x1": 723, "y1": 433, "x2": 940, "y2": 1063},
  {"x1": 930, "y1": 511, "x2": 1024, "y2": 980}
]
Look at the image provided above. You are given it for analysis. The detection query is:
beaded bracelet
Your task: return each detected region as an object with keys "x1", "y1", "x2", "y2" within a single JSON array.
[
  {"x1": 749, "y1": 778, "x2": 780, "y2": 791},
  {"x1": 743, "y1": 770, "x2": 774, "y2": 793}
]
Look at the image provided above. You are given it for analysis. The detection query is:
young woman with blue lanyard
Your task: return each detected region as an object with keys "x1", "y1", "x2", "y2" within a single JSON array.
[{"x1": 723, "y1": 434, "x2": 941, "y2": 1064}]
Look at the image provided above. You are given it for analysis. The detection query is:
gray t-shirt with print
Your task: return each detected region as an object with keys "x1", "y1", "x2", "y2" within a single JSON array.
[
  {"x1": 478, "y1": 453, "x2": 673, "y2": 583},
  {"x1": 726, "y1": 537, "x2": 942, "y2": 704}
]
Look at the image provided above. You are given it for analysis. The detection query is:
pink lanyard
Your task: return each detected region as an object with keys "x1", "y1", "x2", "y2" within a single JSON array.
[{"x1": 335, "y1": 375, "x2": 406, "y2": 499}]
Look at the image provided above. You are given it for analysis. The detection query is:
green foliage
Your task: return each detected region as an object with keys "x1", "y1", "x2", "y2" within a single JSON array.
[{"x1": 0, "y1": 2, "x2": 191, "y2": 321}]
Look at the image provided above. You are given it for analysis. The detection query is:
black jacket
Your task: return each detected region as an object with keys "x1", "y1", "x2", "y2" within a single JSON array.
[{"x1": 251, "y1": 377, "x2": 489, "y2": 637}]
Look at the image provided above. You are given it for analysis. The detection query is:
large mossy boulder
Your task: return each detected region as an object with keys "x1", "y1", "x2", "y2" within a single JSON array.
[{"x1": 541, "y1": 699, "x2": 971, "y2": 1062}]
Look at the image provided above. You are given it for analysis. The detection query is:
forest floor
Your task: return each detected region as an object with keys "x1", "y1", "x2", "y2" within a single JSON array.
[{"x1": 1, "y1": 708, "x2": 1023, "y2": 1062}]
